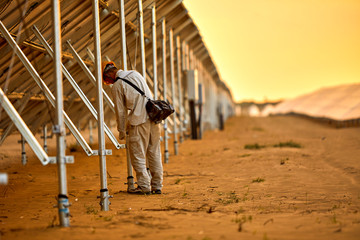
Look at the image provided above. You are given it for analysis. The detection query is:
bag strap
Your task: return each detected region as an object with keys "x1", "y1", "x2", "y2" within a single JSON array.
[{"x1": 115, "y1": 76, "x2": 146, "y2": 97}]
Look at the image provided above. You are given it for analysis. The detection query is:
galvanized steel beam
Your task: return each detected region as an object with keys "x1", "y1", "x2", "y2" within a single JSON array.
[
  {"x1": 138, "y1": 0, "x2": 146, "y2": 79},
  {"x1": 119, "y1": 0, "x2": 127, "y2": 70},
  {"x1": 169, "y1": 28, "x2": 178, "y2": 155},
  {"x1": 175, "y1": 35, "x2": 184, "y2": 143},
  {"x1": 151, "y1": 3, "x2": 158, "y2": 99},
  {"x1": 52, "y1": 0, "x2": 71, "y2": 227},
  {"x1": 161, "y1": 18, "x2": 169, "y2": 163},
  {"x1": 92, "y1": 0, "x2": 110, "y2": 211}
]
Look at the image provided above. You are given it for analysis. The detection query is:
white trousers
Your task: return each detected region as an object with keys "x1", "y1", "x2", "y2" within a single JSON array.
[{"x1": 128, "y1": 120, "x2": 163, "y2": 192}]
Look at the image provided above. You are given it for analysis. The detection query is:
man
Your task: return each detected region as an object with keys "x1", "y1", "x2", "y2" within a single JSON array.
[{"x1": 102, "y1": 61, "x2": 163, "y2": 195}]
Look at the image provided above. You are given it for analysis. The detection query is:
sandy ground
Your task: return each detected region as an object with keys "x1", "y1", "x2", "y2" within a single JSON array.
[{"x1": 0, "y1": 115, "x2": 360, "y2": 240}]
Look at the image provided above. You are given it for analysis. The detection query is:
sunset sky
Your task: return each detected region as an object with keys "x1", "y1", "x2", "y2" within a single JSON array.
[{"x1": 183, "y1": 0, "x2": 360, "y2": 102}]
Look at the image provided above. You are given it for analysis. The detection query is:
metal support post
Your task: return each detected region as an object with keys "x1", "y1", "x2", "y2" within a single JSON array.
[
  {"x1": 184, "y1": 43, "x2": 190, "y2": 132},
  {"x1": 0, "y1": 20, "x2": 93, "y2": 156},
  {"x1": 181, "y1": 41, "x2": 186, "y2": 71},
  {"x1": 175, "y1": 36, "x2": 184, "y2": 143},
  {"x1": 138, "y1": 0, "x2": 151, "y2": 176},
  {"x1": 185, "y1": 43, "x2": 189, "y2": 70},
  {"x1": 198, "y1": 83, "x2": 203, "y2": 139},
  {"x1": 0, "y1": 88, "x2": 49, "y2": 165},
  {"x1": 20, "y1": 135, "x2": 27, "y2": 165},
  {"x1": 151, "y1": 4, "x2": 158, "y2": 99},
  {"x1": 118, "y1": 0, "x2": 134, "y2": 189},
  {"x1": 169, "y1": 29, "x2": 178, "y2": 155},
  {"x1": 119, "y1": 0, "x2": 127, "y2": 70},
  {"x1": 138, "y1": 0, "x2": 146, "y2": 79},
  {"x1": 42, "y1": 125, "x2": 48, "y2": 153},
  {"x1": 52, "y1": 0, "x2": 70, "y2": 227},
  {"x1": 89, "y1": 120, "x2": 93, "y2": 145},
  {"x1": 125, "y1": 132, "x2": 135, "y2": 190},
  {"x1": 189, "y1": 100, "x2": 197, "y2": 139},
  {"x1": 161, "y1": 18, "x2": 169, "y2": 163},
  {"x1": 92, "y1": 0, "x2": 110, "y2": 211},
  {"x1": 190, "y1": 50, "x2": 194, "y2": 70}
]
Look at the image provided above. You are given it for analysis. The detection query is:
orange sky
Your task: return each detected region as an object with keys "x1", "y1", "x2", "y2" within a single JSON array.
[{"x1": 183, "y1": 0, "x2": 360, "y2": 102}]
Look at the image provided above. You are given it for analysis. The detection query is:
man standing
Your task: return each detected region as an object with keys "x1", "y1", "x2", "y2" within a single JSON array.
[{"x1": 102, "y1": 61, "x2": 163, "y2": 195}]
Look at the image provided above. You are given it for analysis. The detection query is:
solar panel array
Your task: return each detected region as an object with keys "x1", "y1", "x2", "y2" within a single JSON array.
[{"x1": 0, "y1": 0, "x2": 234, "y2": 146}]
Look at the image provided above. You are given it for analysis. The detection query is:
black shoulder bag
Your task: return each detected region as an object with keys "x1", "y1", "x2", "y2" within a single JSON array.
[{"x1": 115, "y1": 77, "x2": 174, "y2": 124}]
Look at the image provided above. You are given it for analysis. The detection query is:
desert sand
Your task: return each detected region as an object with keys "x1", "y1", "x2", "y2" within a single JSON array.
[{"x1": 0, "y1": 115, "x2": 359, "y2": 240}]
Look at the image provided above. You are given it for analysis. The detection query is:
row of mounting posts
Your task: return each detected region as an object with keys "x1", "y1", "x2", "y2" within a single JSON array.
[
  {"x1": 161, "y1": 18, "x2": 169, "y2": 163},
  {"x1": 169, "y1": 28, "x2": 178, "y2": 155},
  {"x1": 92, "y1": 0, "x2": 111, "y2": 211},
  {"x1": 52, "y1": 0, "x2": 70, "y2": 227},
  {"x1": 0, "y1": 0, "x2": 195, "y2": 227}
]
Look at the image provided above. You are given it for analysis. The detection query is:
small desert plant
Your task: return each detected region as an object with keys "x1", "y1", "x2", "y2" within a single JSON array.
[
  {"x1": 273, "y1": 141, "x2": 302, "y2": 148},
  {"x1": 232, "y1": 214, "x2": 253, "y2": 232},
  {"x1": 330, "y1": 214, "x2": 337, "y2": 224},
  {"x1": 182, "y1": 187, "x2": 188, "y2": 197},
  {"x1": 252, "y1": 177, "x2": 265, "y2": 183},
  {"x1": 238, "y1": 154, "x2": 251, "y2": 158},
  {"x1": 216, "y1": 191, "x2": 240, "y2": 205},
  {"x1": 244, "y1": 143, "x2": 265, "y2": 150},
  {"x1": 85, "y1": 205, "x2": 98, "y2": 215},
  {"x1": 280, "y1": 157, "x2": 289, "y2": 165}
]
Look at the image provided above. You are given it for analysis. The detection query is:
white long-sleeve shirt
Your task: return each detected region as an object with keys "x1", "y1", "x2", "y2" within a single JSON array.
[{"x1": 111, "y1": 70, "x2": 153, "y2": 137}]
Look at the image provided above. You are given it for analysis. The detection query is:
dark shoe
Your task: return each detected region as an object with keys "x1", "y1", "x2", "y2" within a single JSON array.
[
  {"x1": 151, "y1": 189, "x2": 162, "y2": 194},
  {"x1": 128, "y1": 187, "x2": 151, "y2": 195}
]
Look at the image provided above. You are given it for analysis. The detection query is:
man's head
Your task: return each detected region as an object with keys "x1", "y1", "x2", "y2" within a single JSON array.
[{"x1": 102, "y1": 61, "x2": 118, "y2": 85}]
